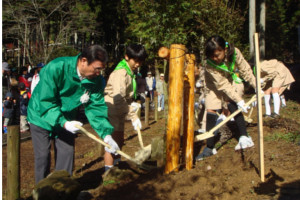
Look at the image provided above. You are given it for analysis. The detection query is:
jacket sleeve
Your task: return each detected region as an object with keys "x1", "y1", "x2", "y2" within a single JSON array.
[
  {"x1": 206, "y1": 66, "x2": 243, "y2": 103},
  {"x1": 37, "y1": 61, "x2": 68, "y2": 128},
  {"x1": 235, "y1": 48, "x2": 256, "y2": 89},
  {"x1": 85, "y1": 79, "x2": 114, "y2": 139}
]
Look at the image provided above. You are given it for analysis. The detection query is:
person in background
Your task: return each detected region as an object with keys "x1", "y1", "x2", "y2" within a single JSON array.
[
  {"x1": 2, "y1": 61, "x2": 11, "y2": 99},
  {"x1": 18, "y1": 66, "x2": 31, "y2": 91},
  {"x1": 31, "y1": 62, "x2": 45, "y2": 94},
  {"x1": 27, "y1": 45, "x2": 119, "y2": 184},
  {"x1": 145, "y1": 71, "x2": 156, "y2": 102},
  {"x1": 19, "y1": 82, "x2": 30, "y2": 133},
  {"x1": 260, "y1": 59, "x2": 295, "y2": 118},
  {"x1": 136, "y1": 72, "x2": 147, "y2": 109},
  {"x1": 104, "y1": 44, "x2": 147, "y2": 171},
  {"x1": 3, "y1": 91, "x2": 17, "y2": 134},
  {"x1": 196, "y1": 35, "x2": 258, "y2": 161},
  {"x1": 156, "y1": 73, "x2": 166, "y2": 111}
]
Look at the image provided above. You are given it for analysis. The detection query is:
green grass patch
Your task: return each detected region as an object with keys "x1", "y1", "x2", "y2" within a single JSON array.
[
  {"x1": 265, "y1": 131, "x2": 300, "y2": 143},
  {"x1": 103, "y1": 180, "x2": 120, "y2": 186}
]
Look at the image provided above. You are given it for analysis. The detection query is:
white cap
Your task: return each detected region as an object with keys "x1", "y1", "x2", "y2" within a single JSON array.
[
  {"x1": 147, "y1": 72, "x2": 151, "y2": 75},
  {"x1": 160, "y1": 73, "x2": 164, "y2": 77}
]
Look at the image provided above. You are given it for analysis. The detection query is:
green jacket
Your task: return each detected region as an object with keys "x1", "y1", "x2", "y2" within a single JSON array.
[{"x1": 27, "y1": 55, "x2": 114, "y2": 138}]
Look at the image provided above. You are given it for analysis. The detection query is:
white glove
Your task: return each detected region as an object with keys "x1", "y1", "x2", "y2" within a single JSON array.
[
  {"x1": 132, "y1": 118, "x2": 142, "y2": 131},
  {"x1": 260, "y1": 78, "x2": 264, "y2": 84},
  {"x1": 216, "y1": 114, "x2": 226, "y2": 125},
  {"x1": 194, "y1": 102, "x2": 199, "y2": 109},
  {"x1": 145, "y1": 91, "x2": 148, "y2": 95},
  {"x1": 237, "y1": 100, "x2": 249, "y2": 113},
  {"x1": 64, "y1": 121, "x2": 83, "y2": 134},
  {"x1": 195, "y1": 81, "x2": 201, "y2": 88},
  {"x1": 130, "y1": 102, "x2": 141, "y2": 112},
  {"x1": 149, "y1": 87, "x2": 153, "y2": 91},
  {"x1": 104, "y1": 135, "x2": 120, "y2": 155},
  {"x1": 252, "y1": 101, "x2": 257, "y2": 107}
]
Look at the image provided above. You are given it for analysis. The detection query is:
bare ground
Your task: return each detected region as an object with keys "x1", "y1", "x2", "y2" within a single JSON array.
[{"x1": 2, "y1": 99, "x2": 300, "y2": 200}]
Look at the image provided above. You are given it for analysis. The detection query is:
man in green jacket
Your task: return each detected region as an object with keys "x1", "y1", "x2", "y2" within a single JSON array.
[{"x1": 28, "y1": 45, "x2": 119, "y2": 184}]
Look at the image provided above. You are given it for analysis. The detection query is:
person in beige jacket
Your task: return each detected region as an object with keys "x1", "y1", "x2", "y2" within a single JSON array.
[
  {"x1": 260, "y1": 59, "x2": 295, "y2": 118},
  {"x1": 104, "y1": 44, "x2": 147, "y2": 171},
  {"x1": 196, "y1": 35, "x2": 257, "y2": 161}
]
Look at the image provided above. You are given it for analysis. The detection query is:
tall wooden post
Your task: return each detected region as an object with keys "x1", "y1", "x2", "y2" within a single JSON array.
[
  {"x1": 183, "y1": 54, "x2": 195, "y2": 170},
  {"x1": 154, "y1": 96, "x2": 158, "y2": 121},
  {"x1": 254, "y1": 33, "x2": 265, "y2": 182},
  {"x1": 165, "y1": 44, "x2": 186, "y2": 174},
  {"x1": 145, "y1": 97, "x2": 150, "y2": 127},
  {"x1": 7, "y1": 125, "x2": 20, "y2": 200}
]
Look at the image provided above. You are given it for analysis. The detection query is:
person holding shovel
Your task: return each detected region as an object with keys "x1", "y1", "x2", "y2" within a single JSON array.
[
  {"x1": 27, "y1": 45, "x2": 119, "y2": 184},
  {"x1": 196, "y1": 35, "x2": 257, "y2": 161},
  {"x1": 259, "y1": 59, "x2": 295, "y2": 118},
  {"x1": 104, "y1": 44, "x2": 147, "y2": 171}
]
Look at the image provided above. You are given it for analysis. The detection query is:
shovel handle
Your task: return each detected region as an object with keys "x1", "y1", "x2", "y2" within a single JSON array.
[
  {"x1": 75, "y1": 125, "x2": 137, "y2": 163},
  {"x1": 195, "y1": 94, "x2": 261, "y2": 141}
]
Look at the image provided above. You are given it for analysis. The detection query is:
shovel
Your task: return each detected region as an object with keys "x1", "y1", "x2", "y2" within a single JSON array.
[
  {"x1": 195, "y1": 94, "x2": 260, "y2": 141},
  {"x1": 75, "y1": 125, "x2": 151, "y2": 168}
]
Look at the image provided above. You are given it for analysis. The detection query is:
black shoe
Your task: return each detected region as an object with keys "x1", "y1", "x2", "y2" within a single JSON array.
[
  {"x1": 263, "y1": 114, "x2": 273, "y2": 119},
  {"x1": 271, "y1": 113, "x2": 280, "y2": 118}
]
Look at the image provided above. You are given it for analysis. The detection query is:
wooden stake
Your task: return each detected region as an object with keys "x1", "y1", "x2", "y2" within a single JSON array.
[
  {"x1": 254, "y1": 33, "x2": 265, "y2": 182},
  {"x1": 7, "y1": 125, "x2": 20, "y2": 200},
  {"x1": 183, "y1": 54, "x2": 195, "y2": 170},
  {"x1": 145, "y1": 97, "x2": 150, "y2": 127},
  {"x1": 165, "y1": 44, "x2": 186, "y2": 174},
  {"x1": 154, "y1": 96, "x2": 158, "y2": 121}
]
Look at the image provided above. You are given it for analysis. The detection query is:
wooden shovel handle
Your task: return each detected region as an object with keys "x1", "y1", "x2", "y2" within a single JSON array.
[
  {"x1": 75, "y1": 125, "x2": 137, "y2": 163},
  {"x1": 195, "y1": 94, "x2": 262, "y2": 141}
]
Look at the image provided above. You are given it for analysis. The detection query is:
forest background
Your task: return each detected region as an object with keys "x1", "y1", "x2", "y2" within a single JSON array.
[{"x1": 2, "y1": 0, "x2": 300, "y2": 73}]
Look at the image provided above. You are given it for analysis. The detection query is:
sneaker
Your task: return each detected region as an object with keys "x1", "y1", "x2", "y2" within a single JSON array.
[
  {"x1": 235, "y1": 136, "x2": 254, "y2": 150},
  {"x1": 263, "y1": 114, "x2": 273, "y2": 119},
  {"x1": 195, "y1": 147, "x2": 217, "y2": 161},
  {"x1": 271, "y1": 113, "x2": 280, "y2": 119},
  {"x1": 281, "y1": 104, "x2": 287, "y2": 108}
]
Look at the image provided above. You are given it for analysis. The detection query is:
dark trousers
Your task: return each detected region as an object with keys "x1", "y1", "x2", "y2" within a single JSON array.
[{"x1": 30, "y1": 123, "x2": 75, "y2": 184}]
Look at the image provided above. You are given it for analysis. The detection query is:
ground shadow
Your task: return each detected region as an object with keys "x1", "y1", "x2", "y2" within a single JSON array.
[
  {"x1": 253, "y1": 169, "x2": 284, "y2": 197},
  {"x1": 75, "y1": 156, "x2": 104, "y2": 173}
]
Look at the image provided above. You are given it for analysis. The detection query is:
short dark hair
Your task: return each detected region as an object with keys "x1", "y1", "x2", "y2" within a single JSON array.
[
  {"x1": 126, "y1": 44, "x2": 147, "y2": 62},
  {"x1": 205, "y1": 35, "x2": 235, "y2": 62},
  {"x1": 79, "y1": 45, "x2": 108, "y2": 65}
]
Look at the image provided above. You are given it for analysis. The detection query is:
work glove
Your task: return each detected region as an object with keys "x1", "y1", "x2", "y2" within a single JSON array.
[
  {"x1": 216, "y1": 114, "x2": 226, "y2": 125},
  {"x1": 64, "y1": 121, "x2": 83, "y2": 134},
  {"x1": 252, "y1": 101, "x2": 257, "y2": 107},
  {"x1": 237, "y1": 100, "x2": 249, "y2": 113},
  {"x1": 145, "y1": 91, "x2": 148, "y2": 95},
  {"x1": 132, "y1": 118, "x2": 142, "y2": 131},
  {"x1": 260, "y1": 78, "x2": 264, "y2": 84},
  {"x1": 104, "y1": 135, "x2": 120, "y2": 155},
  {"x1": 195, "y1": 81, "x2": 201, "y2": 88},
  {"x1": 130, "y1": 102, "x2": 141, "y2": 113}
]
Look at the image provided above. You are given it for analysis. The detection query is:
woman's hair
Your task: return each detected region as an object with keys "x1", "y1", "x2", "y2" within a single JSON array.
[
  {"x1": 126, "y1": 44, "x2": 147, "y2": 62},
  {"x1": 79, "y1": 45, "x2": 108, "y2": 65},
  {"x1": 205, "y1": 35, "x2": 235, "y2": 62}
]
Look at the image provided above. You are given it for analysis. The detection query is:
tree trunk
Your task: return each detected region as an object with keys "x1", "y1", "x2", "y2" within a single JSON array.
[
  {"x1": 249, "y1": 0, "x2": 256, "y2": 61},
  {"x1": 259, "y1": 0, "x2": 266, "y2": 60}
]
